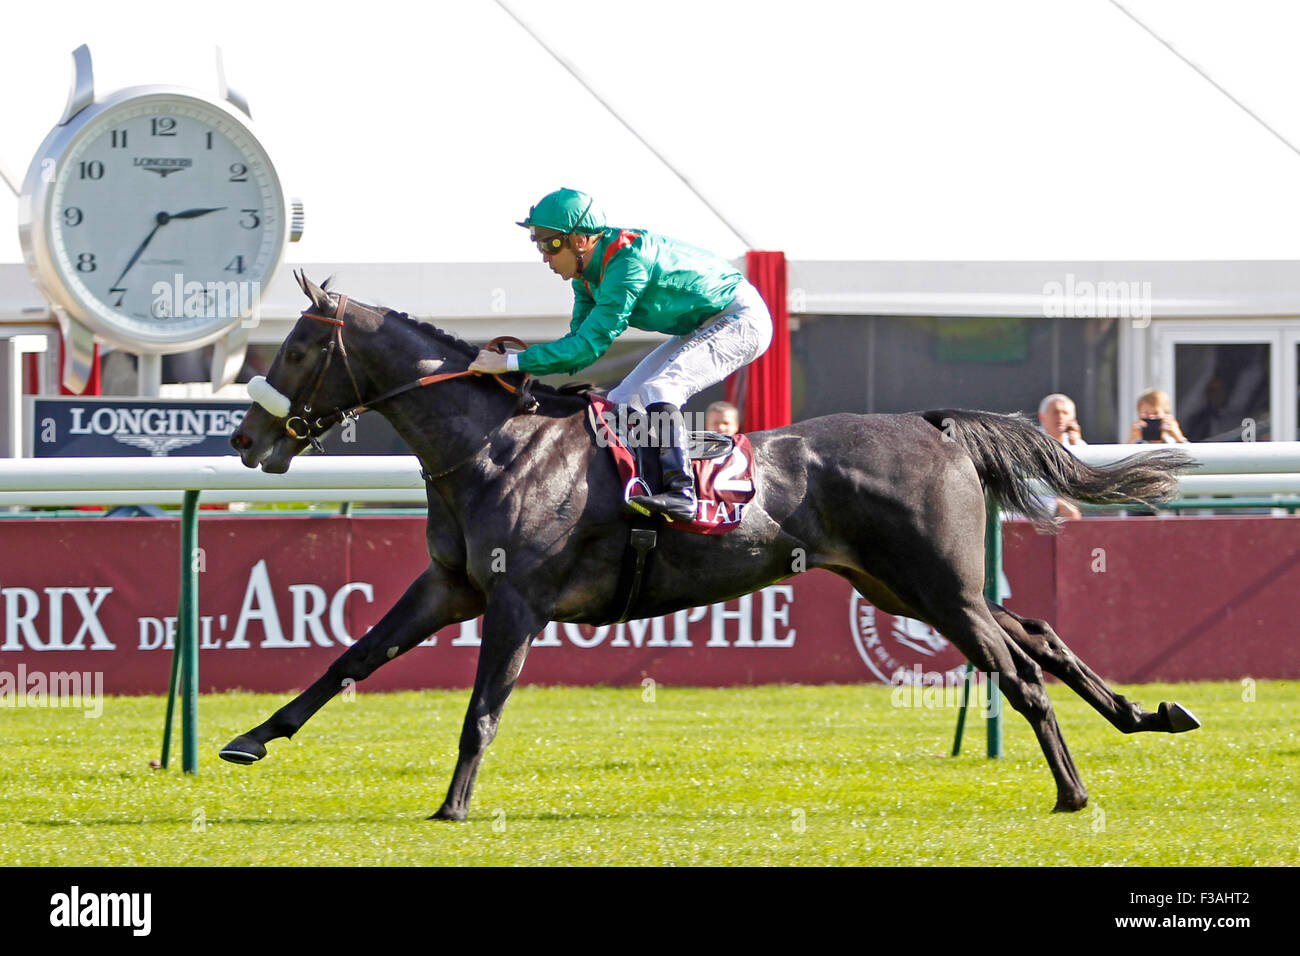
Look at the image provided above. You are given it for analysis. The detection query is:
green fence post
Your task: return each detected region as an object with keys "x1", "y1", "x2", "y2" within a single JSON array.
[
  {"x1": 951, "y1": 661, "x2": 976, "y2": 756},
  {"x1": 953, "y1": 493, "x2": 1006, "y2": 757},
  {"x1": 179, "y1": 489, "x2": 200, "y2": 774},
  {"x1": 159, "y1": 617, "x2": 181, "y2": 769}
]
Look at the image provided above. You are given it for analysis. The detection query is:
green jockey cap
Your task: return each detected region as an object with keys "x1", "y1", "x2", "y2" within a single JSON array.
[{"x1": 516, "y1": 188, "x2": 606, "y2": 235}]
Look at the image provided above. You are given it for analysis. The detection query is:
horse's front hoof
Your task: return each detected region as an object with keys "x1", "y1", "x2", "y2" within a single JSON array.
[
  {"x1": 1160, "y1": 702, "x2": 1201, "y2": 733},
  {"x1": 428, "y1": 804, "x2": 467, "y2": 822},
  {"x1": 219, "y1": 734, "x2": 267, "y2": 764},
  {"x1": 1052, "y1": 793, "x2": 1088, "y2": 813}
]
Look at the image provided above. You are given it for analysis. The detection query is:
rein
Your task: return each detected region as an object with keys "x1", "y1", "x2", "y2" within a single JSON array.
[{"x1": 264, "y1": 295, "x2": 534, "y2": 450}]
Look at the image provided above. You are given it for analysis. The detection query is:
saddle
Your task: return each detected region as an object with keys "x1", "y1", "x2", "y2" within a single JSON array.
[
  {"x1": 585, "y1": 395, "x2": 758, "y2": 535},
  {"x1": 586, "y1": 394, "x2": 760, "y2": 622},
  {"x1": 685, "y1": 431, "x2": 735, "y2": 462}
]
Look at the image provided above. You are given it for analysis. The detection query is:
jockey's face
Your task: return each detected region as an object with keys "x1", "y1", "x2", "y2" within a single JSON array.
[
  {"x1": 534, "y1": 228, "x2": 577, "y2": 279},
  {"x1": 535, "y1": 229, "x2": 599, "y2": 281}
]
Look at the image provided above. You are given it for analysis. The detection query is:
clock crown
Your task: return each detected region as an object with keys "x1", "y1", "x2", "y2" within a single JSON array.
[{"x1": 290, "y1": 199, "x2": 305, "y2": 243}]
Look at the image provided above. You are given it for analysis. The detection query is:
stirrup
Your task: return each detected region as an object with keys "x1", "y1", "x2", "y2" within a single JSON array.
[{"x1": 623, "y1": 477, "x2": 654, "y2": 517}]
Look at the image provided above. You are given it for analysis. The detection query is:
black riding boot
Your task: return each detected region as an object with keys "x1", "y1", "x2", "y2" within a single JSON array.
[{"x1": 629, "y1": 402, "x2": 697, "y2": 521}]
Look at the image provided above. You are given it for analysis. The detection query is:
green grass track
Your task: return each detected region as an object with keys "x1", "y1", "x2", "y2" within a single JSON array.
[{"x1": 2, "y1": 681, "x2": 1296, "y2": 866}]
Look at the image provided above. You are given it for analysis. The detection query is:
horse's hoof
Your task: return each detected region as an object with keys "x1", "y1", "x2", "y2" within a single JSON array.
[
  {"x1": 1052, "y1": 793, "x2": 1088, "y2": 813},
  {"x1": 1052, "y1": 800, "x2": 1087, "y2": 813},
  {"x1": 428, "y1": 805, "x2": 467, "y2": 822},
  {"x1": 219, "y1": 735, "x2": 267, "y2": 764},
  {"x1": 1160, "y1": 701, "x2": 1201, "y2": 733}
]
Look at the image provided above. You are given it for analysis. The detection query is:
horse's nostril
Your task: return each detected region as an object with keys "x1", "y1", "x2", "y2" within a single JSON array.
[{"x1": 231, "y1": 432, "x2": 252, "y2": 451}]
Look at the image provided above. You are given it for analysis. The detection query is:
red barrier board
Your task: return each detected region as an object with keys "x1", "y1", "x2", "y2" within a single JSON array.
[{"x1": 0, "y1": 515, "x2": 1296, "y2": 695}]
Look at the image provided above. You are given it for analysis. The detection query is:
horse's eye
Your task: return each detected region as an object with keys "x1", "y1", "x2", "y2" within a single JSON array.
[{"x1": 285, "y1": 349, "x2": 304, "y2": 366}]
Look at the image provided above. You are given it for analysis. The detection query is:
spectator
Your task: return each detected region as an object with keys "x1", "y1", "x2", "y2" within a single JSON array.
[
  {"x1": 1036, "y1": 393, "x2": 1084, "y2": 520},
  {"x1": 1126, "y1": 388, "x2": 1189, "y2": 444},
  {"x1": 705, "y1": 401, "x2": 741, "y2": 435},
  {"x1": 1037, "y1": 393, "x2": 1087, "y2": 447}
]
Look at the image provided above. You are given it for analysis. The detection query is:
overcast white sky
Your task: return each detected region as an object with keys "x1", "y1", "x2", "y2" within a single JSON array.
[{"x1": 3, "y1": 0, "x2": 1299, "y2": 263}]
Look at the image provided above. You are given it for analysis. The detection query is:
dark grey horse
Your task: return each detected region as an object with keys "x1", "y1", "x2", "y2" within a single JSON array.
[{"x1": 221, "y1": 273, "x2": 1200, "y2": 819}]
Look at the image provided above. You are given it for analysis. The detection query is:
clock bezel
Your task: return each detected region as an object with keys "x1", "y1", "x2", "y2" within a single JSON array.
[{"x1": 18, "y1": 84, "x2": 289, "y2": 354}]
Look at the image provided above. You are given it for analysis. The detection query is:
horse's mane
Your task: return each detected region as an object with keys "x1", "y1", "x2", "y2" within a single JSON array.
[{"x1": 384, "y1": 308, "x2": 598, "y2": 407}]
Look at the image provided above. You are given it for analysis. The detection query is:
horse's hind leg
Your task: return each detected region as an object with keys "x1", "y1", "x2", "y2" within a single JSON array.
[
  {"x1": 928, "y1": 602, "x2": 1090, "y2": 812},
  {"x1": 987, "y1": 602, "x2": 1200, "y2": 734},
  {"x1": 837, "y1": 567, "x2": 1089, "y2": 810},
  {"x1": 219, "y1": 563, "x2": 483, "y2": 763}
]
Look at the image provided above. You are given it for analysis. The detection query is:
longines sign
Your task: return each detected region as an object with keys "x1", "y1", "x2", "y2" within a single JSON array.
[
  {"x1": 25, "y1": 396, "x2": 410, "y2": 458},
  {"x1": 26, "y1": 398, "x2": 247, "y2": 458}
]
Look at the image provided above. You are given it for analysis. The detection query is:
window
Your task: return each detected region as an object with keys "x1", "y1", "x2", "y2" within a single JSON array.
[
  {"x1": 1174, "y1": 343, "x2": 1270, "y2": 442},
  {"x1": 1151, "y1": 323, "x2": 1287, "y2": 443},
  {"x1": 788, "y1": 315, "x2": 1119, "y2": 437}
]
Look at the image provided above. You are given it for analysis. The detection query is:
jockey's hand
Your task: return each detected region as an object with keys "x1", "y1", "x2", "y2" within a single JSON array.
[{"x1": 468, "y1": 349, "x2": 509, "y2": 375}]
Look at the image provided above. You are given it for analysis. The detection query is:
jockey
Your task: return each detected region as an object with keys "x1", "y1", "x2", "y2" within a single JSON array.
[{"x1": 469, "y1": 187, "x2": 772, "y2": 521}]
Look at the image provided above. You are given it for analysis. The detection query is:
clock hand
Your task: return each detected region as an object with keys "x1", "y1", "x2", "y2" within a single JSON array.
[
  {"x1": 167, "y1": 206, "x2": 227, "y2": 220},
  {"x1": 110, "y1": 208, "x2": 229, "y2": 291},
  {"x1": 111, "y1": 214, "x2": 168, "y2": 290}
]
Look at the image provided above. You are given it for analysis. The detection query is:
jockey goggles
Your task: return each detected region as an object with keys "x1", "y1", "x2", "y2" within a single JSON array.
[{"x1": 531, "y1": 232, "x2": 567, "y2": 255}]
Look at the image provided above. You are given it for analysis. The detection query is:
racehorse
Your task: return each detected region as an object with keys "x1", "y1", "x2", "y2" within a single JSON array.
[{"x1": 220, "y1": 272, "x2": 1201, "y2": 819}]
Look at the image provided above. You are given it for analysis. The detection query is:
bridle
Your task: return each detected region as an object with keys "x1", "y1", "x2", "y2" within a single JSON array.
[{"x1": 266, "y1": 294, "x2": 535, "y2": 452}]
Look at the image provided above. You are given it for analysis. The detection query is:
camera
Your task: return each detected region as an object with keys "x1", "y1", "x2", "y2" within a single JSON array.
[{"x1": 1142, "y1": 417, "x2": 1164, "y2": 442}]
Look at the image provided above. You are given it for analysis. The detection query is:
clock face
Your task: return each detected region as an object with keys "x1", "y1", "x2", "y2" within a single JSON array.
[{"x1": 42, "y1": 92, "x2": 286, "y2": 348}]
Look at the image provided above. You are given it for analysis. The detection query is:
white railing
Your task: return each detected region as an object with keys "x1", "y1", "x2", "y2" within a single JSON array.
[
  {"x1": 1073, "y1": 441, "x2": 1300, "y2": 473},
  {"x1": 0, "y1": 455, "x2": 428, "y2": 506},
  {"x1": 1072, "y1": 442, "x2": 1300, "y2": 496},
  {"x1": 0, "y1": 442, "x2": 1299, "y2": 507}
]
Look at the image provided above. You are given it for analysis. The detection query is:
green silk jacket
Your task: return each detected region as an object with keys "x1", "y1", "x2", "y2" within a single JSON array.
[{"x1": 517, "y1": 228, "x2": 744, "y2": 376}]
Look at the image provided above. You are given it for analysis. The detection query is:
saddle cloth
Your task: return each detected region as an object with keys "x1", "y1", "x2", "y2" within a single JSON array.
[{"x1": 586, "y1": 394, "x2": 758, "y2": 534}]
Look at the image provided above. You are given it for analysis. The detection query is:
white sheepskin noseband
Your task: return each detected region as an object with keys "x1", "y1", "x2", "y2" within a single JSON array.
[{"x1": 247, "y1": 376, "x2": 292, "y2": 418}]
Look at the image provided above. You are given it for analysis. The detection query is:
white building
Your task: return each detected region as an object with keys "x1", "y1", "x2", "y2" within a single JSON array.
[{"x1": 4, "y1": 1, "x2": 1300, "y2": 453}]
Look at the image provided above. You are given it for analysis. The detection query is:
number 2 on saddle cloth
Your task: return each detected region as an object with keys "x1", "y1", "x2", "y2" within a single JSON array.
[{"x1": 586, "y1": 394, "x2": 757, "y2": 533}]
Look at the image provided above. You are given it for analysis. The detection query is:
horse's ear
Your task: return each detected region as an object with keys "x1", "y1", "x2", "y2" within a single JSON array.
[
  {"x1": 294, "y1": 268, "x2": 321, "y2": 304},
  {"x1": 297, "y1": 271, "x2": 332, "y2": 314}
]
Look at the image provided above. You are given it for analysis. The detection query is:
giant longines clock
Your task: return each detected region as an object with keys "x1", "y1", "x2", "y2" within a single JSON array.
[{"x1": 18, "y1": 45, "x2": 303, "y2": 392}]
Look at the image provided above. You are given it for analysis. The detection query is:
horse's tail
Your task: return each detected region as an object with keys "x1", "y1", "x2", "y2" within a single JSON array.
[{"x1": 921, "y1": 409, "x2": 1195, "y2": 530}]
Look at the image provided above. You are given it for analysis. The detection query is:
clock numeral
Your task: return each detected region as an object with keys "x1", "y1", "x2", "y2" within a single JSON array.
[
  {"x1": 111, "y1": 129, "x2": 128, "y2": 148},
  {"x1": 206, "y1": 131, "x2": 214, "y2": 150},
  {"x1": 151, "y1": 117, "x2": 177, "y2": 136},
  {"x1": 225, "y1": 255, "x2": 245, "y2": 275},
  {"x1": 109, "y1": 285, "x2": 127, "y2": 307},
  {"x1": 63, "y1": 207, "x2": 84, "y2": 227},
  {"x1": 239, "y1": 209, "x2": 261, "y2": 229},
  {"x1": 229, "y1": 163, "x2": 248, "y2": 182},
  {"x1": 75, "y1": 253, "x2": 96, "y2": 273},
  {"x1": 78, "y1": 161, "x2": 104, "y2": 180}
]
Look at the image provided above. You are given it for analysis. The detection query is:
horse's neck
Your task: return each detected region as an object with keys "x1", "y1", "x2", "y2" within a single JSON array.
[
  {"x1": 405, "y1": 384, "x2": 510, "y2": 467},
  {"x1": 351, "y1": 324, "x2": 513, "y2": 474}
]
